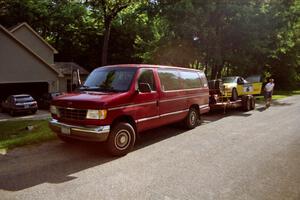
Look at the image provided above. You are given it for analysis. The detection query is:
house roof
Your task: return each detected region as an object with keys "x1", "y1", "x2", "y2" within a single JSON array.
[
  {"x1": 54, "y1": 62, "x2": 89, "y2": 75},
  {"x1": 0, "y1": 25, "x2": 64, "y2": 77},
  {"x1": 9, "y1": 22, "x2": 58, "y2": 54}
]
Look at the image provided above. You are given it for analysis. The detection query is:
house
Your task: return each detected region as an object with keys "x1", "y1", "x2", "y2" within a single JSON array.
[
  {"x1": 54, "y1": 62, "x2": 89, "y2": 92},
  {"x1": 0, "y1": 22, "x2": 88, "y2": 101}
]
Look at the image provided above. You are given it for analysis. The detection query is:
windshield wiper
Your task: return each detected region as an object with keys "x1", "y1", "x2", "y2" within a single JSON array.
[
  {"x1": 80, "y1": 85, "x2": 122, "y2": 92},
  {"x1": 79, "y1": 86, "x2": 100, "y2": 91}
]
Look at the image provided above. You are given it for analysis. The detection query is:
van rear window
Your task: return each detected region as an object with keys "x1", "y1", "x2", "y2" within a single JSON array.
[{"x1": 180, "y1": 71, "x2": 202, "y2": 89}]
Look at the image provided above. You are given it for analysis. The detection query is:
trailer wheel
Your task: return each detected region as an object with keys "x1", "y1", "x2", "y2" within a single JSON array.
[
  {"x1": 106, "y1": 122, "x2": 136, "y2": 156},
  {"x1": 242, "y1": 96, "x2": 251, "y2": 111},
  {"x1": 231, "y1": 88, "x2": 238, "y2": 101},
  {"x1": 184, "y1": 107, "x2": 199, "y2": 129},
  {"x1": 250, "y1": 96, "x2": 256, "y2": 110}
]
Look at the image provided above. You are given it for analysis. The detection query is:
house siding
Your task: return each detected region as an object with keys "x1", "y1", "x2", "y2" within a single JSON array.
[
  {"x1": 59, "y1": 77, "x2": 68, "y2": 92},
  {"x1": 0, "y1": 30, "x2": 59, "y2": 92},
  {"x1": 11, "y1": 25, "x2": 54, "y2": 64}
]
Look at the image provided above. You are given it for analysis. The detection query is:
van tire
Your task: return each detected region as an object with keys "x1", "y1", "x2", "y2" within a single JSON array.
[
  {"x1": 184, "y1": 108, "x2": 199, "y2": 129},
  {"x1": 106, "y1": 122, "x2": 136, "y2": 156},
  {"x1": 231, "y1": 88, "x2": 238, "y2": 101}
]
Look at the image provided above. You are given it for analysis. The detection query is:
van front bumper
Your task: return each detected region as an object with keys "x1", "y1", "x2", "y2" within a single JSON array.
[{"x1": 49, "y1": 119, "x2": 110, "y2": 142}]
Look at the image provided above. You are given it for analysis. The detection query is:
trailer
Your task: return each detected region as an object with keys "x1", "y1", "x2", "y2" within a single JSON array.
[{"x1": 208, "y1": 79, "x2": 257, "y2": 113}]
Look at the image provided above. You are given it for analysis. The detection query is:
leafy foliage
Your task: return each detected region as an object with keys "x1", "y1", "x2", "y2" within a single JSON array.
[{"x1": 0, "y1": 0, "x2": 299, "y2": 88}]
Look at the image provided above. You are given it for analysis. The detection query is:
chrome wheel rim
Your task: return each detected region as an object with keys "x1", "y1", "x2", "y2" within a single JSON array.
[
  {"x1": 114, "y1": 129, "x2": 131, "y2": 150},
  {"x1": 189, "y1": 111, "x2": 197, "y2": 126}
]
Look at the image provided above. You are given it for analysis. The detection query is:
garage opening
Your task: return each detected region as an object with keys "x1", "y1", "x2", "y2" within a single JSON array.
[{"x1": 0, "y1": 82, "x2": 48, "y2": 102}]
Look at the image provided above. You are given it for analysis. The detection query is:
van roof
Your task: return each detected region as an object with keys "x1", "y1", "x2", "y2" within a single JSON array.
[{"x1": 97, "y1": 64, "x2": 204, "y2": 72}]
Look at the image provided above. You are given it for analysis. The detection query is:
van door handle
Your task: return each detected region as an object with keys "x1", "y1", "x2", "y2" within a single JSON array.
[{"x1": 156, "y1": 100, "x2": 159, "y2": 107}]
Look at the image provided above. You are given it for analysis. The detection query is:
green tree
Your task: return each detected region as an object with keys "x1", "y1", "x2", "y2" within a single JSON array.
[{"x1": 86, "y1": 0, "x2": 137, "y2": 66}]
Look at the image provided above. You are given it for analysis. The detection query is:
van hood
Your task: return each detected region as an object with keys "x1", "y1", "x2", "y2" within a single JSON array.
[{"x1": 52, "y1": 91, "x2": 131, "y2": 109}]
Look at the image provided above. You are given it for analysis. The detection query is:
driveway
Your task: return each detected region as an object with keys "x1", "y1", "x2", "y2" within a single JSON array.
[
  {"x1": 0, "y1": 96, "x2": 299, "y2": 200},
  {"x1": 0, "y1": 110, "x2": 50, "y2": 122}
]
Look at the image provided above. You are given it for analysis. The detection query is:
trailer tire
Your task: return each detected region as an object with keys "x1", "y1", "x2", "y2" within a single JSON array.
[
  {"x1": 242, "y1": 96, "x2": 251, "y2": 111},
  {"x1": 250, "y1": 96, "x2": 256, "y2": 110},
  {"x1": 231, "y1": 88, "x2": 238, "y2": 101}
]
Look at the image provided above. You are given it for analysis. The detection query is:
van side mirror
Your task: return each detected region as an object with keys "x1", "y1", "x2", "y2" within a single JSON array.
[{"x1": 138, "y1": 83, "x2": 152, "y2": 93}]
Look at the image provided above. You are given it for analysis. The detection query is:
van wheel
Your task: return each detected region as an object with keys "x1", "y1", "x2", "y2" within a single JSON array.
[
  {"x1": 106, "y1": 122, "x2": 136, "y2": 156},
  {"x1": 184, "y1": 108, "x2": 199, "y2": 129},
  {"x1": 231, "y1": 88, "x2": 238, "y2": 101}
]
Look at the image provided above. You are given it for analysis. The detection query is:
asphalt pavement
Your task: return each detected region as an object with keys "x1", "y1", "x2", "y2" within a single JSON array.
[{"x1": 0, "y1": 96, "x2": 299, "y2": 200}]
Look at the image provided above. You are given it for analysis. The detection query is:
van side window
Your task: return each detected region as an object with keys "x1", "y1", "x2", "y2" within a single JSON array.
[
  {"x1": 158, "y1": 69, "x2": 181, "y2": 91},
  {"x1": 180, "y1": 71, "x2": 202, "y2": 89},
  {"x1": 138, "y1": 69, "x2": 156, "y2": 91}
]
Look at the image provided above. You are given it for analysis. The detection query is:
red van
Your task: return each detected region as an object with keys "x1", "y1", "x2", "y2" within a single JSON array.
[{"x1": 49, "y1": 65, "x2": 209, "y2": 156}]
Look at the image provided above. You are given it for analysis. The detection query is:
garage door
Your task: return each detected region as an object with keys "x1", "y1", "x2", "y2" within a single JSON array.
[{"x1": 0, "y1": 82, "x2": 48, "y2": 101}]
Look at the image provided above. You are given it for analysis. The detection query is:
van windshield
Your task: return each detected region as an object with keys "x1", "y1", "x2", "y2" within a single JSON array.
[{"x1": 81, "y1": 67, "x2": 137, "y2": 92}]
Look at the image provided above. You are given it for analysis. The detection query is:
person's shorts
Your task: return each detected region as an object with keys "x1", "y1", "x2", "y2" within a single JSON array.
[{"x1": 264, "y1": 91, "x2": 272, "y2": 99}]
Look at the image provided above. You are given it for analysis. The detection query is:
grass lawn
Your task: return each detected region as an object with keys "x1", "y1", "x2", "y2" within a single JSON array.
[
  {"x1": 256, "y1": 90, "x2": 300, "y2": 102},
  {"x1": 0, "y1": 120, "x2": 56, "y2": 152}
]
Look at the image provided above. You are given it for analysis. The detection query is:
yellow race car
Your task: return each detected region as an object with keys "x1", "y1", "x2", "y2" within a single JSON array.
[{"x1": 222, "y1": 76, "x2": 262, "y2": 100}]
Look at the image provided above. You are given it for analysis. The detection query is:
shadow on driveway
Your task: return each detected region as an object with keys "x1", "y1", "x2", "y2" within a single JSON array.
[
  {"x1": 256, "y1": 99, "x2": 293, "y2": 112},
  {"x1": 0, "y1": 125, "x2": 188, "y2": 191}
]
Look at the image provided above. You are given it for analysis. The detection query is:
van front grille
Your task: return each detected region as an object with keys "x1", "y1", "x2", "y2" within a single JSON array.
[{"x1": 58, "y1": 108, "x2": 87, "y2": 120}]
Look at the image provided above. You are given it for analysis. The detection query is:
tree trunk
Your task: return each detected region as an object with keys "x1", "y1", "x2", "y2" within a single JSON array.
[
  {"x1": 101, "y1": 19, "x2": 111, "y2": 66},
  {"x1": 211, "y1": 65, "x2": 218, "y2": 80},
  {"x1": 217, "y1": 65, "x2": 223, "y2": 79}
]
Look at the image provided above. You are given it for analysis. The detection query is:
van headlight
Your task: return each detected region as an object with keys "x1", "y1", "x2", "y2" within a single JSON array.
[
  {"x1": 50, "y1": 105, "x2": 58, "y2": 115},
  {"x1": 86, "y1": 109, "x2": 107, "y2": 119}
]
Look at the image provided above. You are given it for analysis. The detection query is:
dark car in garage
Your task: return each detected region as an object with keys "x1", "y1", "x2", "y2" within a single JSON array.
[{"x1": 0, "y1": 94, "x2": 38, "y2": 116}]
